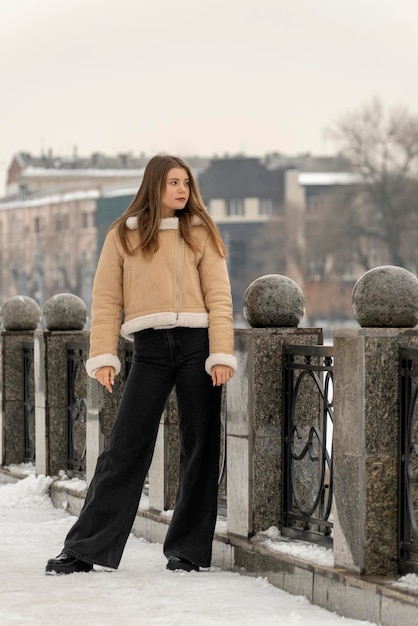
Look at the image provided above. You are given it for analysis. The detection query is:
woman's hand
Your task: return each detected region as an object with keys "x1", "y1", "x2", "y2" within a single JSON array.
[
  {"x1": 95, "y1": 366, "x2": 115, "y2": 393},
  {"x1": 211, "y1": 364, "x2": 234, "y2": 387}
]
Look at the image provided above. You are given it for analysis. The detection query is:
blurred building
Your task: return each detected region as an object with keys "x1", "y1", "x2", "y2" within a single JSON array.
[
  {"x1": 198, "y1": 156, "x2": 359, "y2": 325},
  {"x1": 0, "y1": 150, "x2": 360, "y2": 326},
  {"x1": 6, "y1": 151, "x2": 145, "y2": 198},
  {"x1": 0, "y1": 152, "x2": 143, "y2": 313}
]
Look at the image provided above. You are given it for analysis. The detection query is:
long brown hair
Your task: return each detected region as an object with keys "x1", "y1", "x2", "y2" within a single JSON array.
[{"x1": 110, "y1": 155, "x2": 226, "y2": 257}]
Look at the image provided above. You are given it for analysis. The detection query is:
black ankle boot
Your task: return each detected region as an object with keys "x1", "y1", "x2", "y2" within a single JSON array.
[
  {"x1": 45, "y1": 551, "x2": 93, "y2": 575},
  {"x1": 166, "y1": 556, "x2": 199, "y2": 572}
]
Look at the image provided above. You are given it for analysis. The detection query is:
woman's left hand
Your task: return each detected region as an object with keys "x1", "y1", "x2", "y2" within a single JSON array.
[{"x1": 212, "y1": 365, "x2": 234, "y2": 386}]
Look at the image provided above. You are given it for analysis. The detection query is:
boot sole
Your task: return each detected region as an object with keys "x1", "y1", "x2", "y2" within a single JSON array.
[{"x1": 45, "y1": 563, "x2": 93, "y2": 575}]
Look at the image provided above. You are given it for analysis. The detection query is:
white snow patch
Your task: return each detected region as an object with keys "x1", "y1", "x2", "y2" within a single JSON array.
[
  {"x1": 0, "y1": 473, "x2": 52, "y2": 508},
  {"x1": 54, "y1": 470, "x2": 87, "y2": 492},
  {"x1": 4, "y1": 462, "x2": 36, "y2": 476},
  {"x1": 395, "y1": 573, "x2": 418, "y2": 591},
  {"x1": 252, "y1": 526, "x2": 334, "y2": 567}
]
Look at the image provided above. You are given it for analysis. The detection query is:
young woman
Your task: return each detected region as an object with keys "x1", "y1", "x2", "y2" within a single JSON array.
[{"x1": 46, "y1": 155, "x2": 237, "y2": 574}]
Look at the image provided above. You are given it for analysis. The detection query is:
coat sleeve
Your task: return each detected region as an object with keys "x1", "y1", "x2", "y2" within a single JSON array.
[
  {"x1": 198, "y1": 234, "x2": 237, "y2": 374},
  {"x1": 85, "y1": 230, "x2": 124, "y2": 378}
]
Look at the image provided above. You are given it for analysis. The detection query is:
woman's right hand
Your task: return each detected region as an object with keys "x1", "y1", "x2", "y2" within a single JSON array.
[{"x1": 95, "y1": 366, "x2": 115, "y2": 393}]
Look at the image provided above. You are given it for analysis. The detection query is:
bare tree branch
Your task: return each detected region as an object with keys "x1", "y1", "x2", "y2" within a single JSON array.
[{"x1": 324, "y1": 98, "x2": 418, "y2": 269}]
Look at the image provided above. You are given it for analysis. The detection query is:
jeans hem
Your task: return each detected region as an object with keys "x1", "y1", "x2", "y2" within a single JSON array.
[{"x1": 64, "y1": 546, "x2": 118, "y2": 570}]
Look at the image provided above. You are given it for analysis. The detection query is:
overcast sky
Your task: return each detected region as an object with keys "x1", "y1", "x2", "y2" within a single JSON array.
[{"x1": 1, "y1": 0, "x2": 418, "y2": 192}]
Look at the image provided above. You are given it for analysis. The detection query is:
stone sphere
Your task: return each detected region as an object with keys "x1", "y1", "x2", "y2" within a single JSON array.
[
  {"x1": 0, "y1": 296, "x2": 41, "y2": 330},
  {"x1": 243, "y1": 274, "x2": 305, "y2": 328},
  {"x1": 352, "y1": 265, "x2": 418, "y2": 327},
  {"x1": 43, "y1": 293, "x2": 87, "y2": 330}
]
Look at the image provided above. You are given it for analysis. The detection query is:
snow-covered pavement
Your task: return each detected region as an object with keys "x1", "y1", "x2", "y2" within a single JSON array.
[{"x1": 0, "y1": 474, "x2": 377, "y2": 626}]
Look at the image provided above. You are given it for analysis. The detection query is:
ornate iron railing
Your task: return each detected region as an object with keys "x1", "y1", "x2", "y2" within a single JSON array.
[
  {"x1": 217, "y1": 388, "x2": 228, "y2": 516},
  {"x1": 67, "y1": 343, "x2": 87, "y2": 473},
  {"x1": 282, "y1": 344, "x2": 334, "y2": 546},
  {"x1": 399, "y1": 346, "x2": 418, "y2": 574},
  {"x1": 22, "y1": 343, "x2": 35, "y2": 462}
]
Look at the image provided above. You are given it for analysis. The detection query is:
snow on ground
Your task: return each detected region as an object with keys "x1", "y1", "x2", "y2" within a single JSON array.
[{"x1": 0, "y1": 474, "x2": 379, "y2": 626}]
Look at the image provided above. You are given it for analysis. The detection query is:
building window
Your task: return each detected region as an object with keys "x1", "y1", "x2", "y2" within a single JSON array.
[
  {"x1": 55, "y1": 214, "x2": 69, "y2": 230},
  {"x1": 341, "y1": 261, "x2": 356, "y2": 281},
  {"x1": 34, "y1": 217, "x2": 41, "y2": 233},
  {"x1": 63, "y1": 252, "x2": 70, "y2": 273},
  {"x1": 369, "y1": 246, "x2": 384, "y2": 267},
  {"x1": 259, "y1": 198, "x2": 273, "y2": 216},
  {"x1": 228, "y1": 240, "x2": 246, "y2": 278},
  {"x1": 11, "y1": 219, "x2": 22, "y2": 234},
  {"x1": 18, "y1": 184, "x2": 28, "y2": 200},
  {"x1": 306, "y1": 193, "x2": 320, "y2": 212},
  {"x1": 307, "y1": 259, "x2": 325, "y2": 281},
  {"x1": 53, "y1": 254, "x2": 61, "y2": 288},
  {"x1": 227, "y1": 199, "x2": 244, "y2": 216},
  {"x1": 82, "y1": 212, "x2": 89, "y2": 228}
]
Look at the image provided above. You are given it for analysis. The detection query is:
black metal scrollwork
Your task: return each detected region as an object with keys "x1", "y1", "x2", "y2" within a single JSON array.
[
  {"x1": 399, "y1": 347, "x2": 418, "y2": 574},
  {"x1": 23, "y1": 344, "x2": 35, "y2": 462},
  {"x1": 67, "y1": 344, "x2": 87, "y2": 473},
  {"x1": 283, "y1": 345, "x2": 334, "y2": 546}
]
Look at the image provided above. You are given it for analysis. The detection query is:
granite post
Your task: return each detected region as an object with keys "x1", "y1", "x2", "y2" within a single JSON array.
[
  {"x1": 227, "y1": 275, "x2": 322, "y2": 537},
  {"x1": 227, "y1": 327, "x2": 323, "y2": 537},
  {"x1": 333, "y1": 266, "x2": 418, "y2": 576},
  {"x1": 35, "y1": 294, "x2": 88, "y2": 477},
  {"x1": 98, "y1": 337, "x2": 132, "y2": 449},
  {"x1": 0, "y1": 296, "x2": 41, "y2": 466}
]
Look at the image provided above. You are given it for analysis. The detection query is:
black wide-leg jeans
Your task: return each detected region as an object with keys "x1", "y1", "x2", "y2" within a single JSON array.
[{"x1": 64, "y1": 327, "x2": 222, "y2": 569}]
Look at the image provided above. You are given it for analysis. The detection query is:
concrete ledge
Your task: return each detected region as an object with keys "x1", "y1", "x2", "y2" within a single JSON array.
[
  {"x1": 2, "y1": 469, "x2": 418, "y2": 626},
  {"x1": 220, "y1": 539, "x2": 418, "y2": 626},
  {"x1": 0, "y1": 467, "x2": 20, "y2": 484}
]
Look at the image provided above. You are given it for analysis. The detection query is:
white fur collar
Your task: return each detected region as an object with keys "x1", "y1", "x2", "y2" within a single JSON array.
[{"x1": 126, "y1": 215, "x2": 203, "y2": 230}]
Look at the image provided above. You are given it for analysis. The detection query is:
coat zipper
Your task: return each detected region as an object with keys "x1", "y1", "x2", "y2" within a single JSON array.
[{"x1": 175, "y1": 233, "x2": 183, "y2": 321}]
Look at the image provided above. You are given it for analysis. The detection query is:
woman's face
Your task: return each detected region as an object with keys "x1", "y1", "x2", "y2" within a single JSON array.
[{"x1": 160, "y1": 167, "x2": 190, "y2": 218}]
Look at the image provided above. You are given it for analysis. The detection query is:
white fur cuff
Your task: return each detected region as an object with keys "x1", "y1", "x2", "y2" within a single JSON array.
[
  {"x1": 205, "y1": 353, "x2": 238, "y2": 376},
  {"x1": 86, "y1": 354, "x2": 122, "y2": 378}
]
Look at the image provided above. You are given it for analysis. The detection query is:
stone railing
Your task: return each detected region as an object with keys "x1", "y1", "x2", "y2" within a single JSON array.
[{"x1": 1, "y1": 266, "x2": 418, "y2": 579}]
